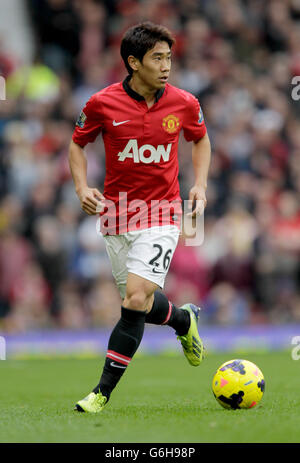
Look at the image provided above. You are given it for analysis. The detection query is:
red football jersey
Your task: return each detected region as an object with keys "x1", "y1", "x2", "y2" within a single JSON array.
[{"x1": 72, "y1": 76, "x2": 207, "y2": 234}]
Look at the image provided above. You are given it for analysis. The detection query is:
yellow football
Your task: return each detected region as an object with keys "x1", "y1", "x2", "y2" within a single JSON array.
[{"x1": 212, "y1": 359, "x2": 265, "y2": 409}]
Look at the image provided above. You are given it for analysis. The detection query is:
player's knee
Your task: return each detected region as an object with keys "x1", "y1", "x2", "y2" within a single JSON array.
[{"x1": 123, "y1": 291, "x2": 149, "y2": 311}]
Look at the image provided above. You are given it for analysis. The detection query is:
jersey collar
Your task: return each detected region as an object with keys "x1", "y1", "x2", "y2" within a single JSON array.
[{"x1": 122, "y1": 75, "x2": 165, "y2": 103}]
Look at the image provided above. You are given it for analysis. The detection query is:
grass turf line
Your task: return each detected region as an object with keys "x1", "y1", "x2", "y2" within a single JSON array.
[{"x1": 0, "y1": 351, "x2": 299, "y2": 443}]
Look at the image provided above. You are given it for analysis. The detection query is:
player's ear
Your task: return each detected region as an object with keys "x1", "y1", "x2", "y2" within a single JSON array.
[{"x1": 127, "y1": 55, "x2": 140, "y2": 72}]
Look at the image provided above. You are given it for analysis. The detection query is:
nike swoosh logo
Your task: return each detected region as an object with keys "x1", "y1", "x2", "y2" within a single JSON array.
[
  {"x1": 112, "y1": 119, "x2": 131, "y2": 126},
  {"x1": 152, "y1": 268, "x2": 165, "y2": 274},
  {"x1": 110, "y1": 361, "x2": 127, "y2": 369}
]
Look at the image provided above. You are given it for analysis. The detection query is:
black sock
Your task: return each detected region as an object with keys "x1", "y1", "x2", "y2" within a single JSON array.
[
  {"x1": 145, "y1": 291, "x2": 190, "y2": 336},
  {"x1": 93, "y1": 306, "x2": 146, "y2": 401}
]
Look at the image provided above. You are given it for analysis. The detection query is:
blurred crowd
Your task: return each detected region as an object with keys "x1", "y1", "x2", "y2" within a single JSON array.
[{"x1": 0, "y1": 0, "x2": 300, "y2": 332}]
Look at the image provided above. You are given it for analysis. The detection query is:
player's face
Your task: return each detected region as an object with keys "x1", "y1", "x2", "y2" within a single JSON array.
[{"x1": 138, "y1": 41, "x2": 171, "y2": 90}]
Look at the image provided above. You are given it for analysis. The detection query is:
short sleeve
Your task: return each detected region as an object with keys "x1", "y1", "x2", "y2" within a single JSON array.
[
  {"x1": 72, "y1": 94, "x2": 102, "y2": 147},
  {"x1": 182, "y1": 95, "x2": 207, "y2": 142}
]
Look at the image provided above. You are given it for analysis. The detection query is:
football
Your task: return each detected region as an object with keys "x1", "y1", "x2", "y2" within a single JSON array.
[{"x1": 212, "y1": 359, "x2": 265, "y2": 410}]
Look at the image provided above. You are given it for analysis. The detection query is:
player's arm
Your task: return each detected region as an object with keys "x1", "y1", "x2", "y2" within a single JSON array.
[
  {"x1": 182, "y1": 95, "x2": 211, "y2": 217},
  {"x1": 68, "y1": 140, "x2": 105, "y2": 215},
  {"x1": 69, "y1": 94, "x2": 104, "y2": 215},
  {"x1": 188, "y1": 132, "x2": 211, "y2": 217}
]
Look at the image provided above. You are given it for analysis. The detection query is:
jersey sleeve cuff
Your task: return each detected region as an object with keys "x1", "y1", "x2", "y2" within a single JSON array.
[
  {"x1": 185, "y1": 124, "x2": 207, "y2": 142},
  {"x1": 72, "y1": 133, "x2": 87, "y2": 148}
]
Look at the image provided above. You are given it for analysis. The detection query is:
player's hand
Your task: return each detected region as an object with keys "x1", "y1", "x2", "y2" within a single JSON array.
[
  {"x1": 187, "y1": 185, "x2": 207, "y2": 217},
  {"x1": 77, "y1": 186, "x2": 105, "y2": 215}
]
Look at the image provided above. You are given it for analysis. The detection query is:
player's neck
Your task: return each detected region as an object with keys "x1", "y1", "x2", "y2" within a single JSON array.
[{"x1": 128, "y1": 75, "x2": 156, "y2": 108}]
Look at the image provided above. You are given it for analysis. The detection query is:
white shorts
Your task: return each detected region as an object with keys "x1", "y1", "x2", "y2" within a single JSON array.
[{"x1": 103, "y1": 225, "x2": 180, "y2": 299}]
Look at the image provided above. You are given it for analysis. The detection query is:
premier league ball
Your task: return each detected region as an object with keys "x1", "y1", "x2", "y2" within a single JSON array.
[{"x1": 212, "y1": 359, "x2": 265, "y2": 409}]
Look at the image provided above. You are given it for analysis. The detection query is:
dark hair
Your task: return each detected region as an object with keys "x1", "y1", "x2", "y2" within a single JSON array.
[{"x1": 120, "y1": 22, "x2": 176, "y2": 75}]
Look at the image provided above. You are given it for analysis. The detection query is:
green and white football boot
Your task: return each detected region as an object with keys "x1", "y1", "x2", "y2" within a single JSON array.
[
  {"x1": 177, "y1": 304, "x2": 204, "y2": 366},
  {"x1": 75, "y1": 391, "x2": 107, "y2": 413}
]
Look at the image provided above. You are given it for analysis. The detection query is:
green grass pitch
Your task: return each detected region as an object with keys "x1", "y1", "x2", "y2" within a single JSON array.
[{"x1": 0, "y1": 351, "x2": 299, "y2": 443}]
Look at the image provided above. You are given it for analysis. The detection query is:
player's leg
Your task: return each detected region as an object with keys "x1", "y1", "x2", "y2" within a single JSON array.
[
  {"x1": 123, "y1": 272, "x2": 158, "y2": 312},
  {"x1": 145, "y1": 290, "x2": 190, "y2": 335},
  {"x1": 145, "y1": 292, "x2": 204, "y2": 366},
  {"x1": 91, "y1": 273, "x2": 157, "y2": 404},
  {"x1": 126, "y1": 226, "x2": 203, "y2": 366},
  {"x1": 75, "y1": 234, "x2": 130, "y2": 413},
  {"x1": 75, "y1": 234, "x2": 158, "y2": 413}
]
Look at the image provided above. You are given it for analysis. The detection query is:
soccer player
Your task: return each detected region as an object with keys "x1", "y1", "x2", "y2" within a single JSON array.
[{"x1": 69, "y1": 22, "x2": 211, "y2": 413}]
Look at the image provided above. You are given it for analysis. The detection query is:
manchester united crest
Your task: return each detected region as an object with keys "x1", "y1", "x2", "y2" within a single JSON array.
[{"x1": 162, "y1": 114, "x2": 180, "y2": 134}]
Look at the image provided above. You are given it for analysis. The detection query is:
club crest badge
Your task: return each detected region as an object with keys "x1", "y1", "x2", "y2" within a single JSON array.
[{"x1": 162, "y1": 114, "x2": 180, "y2": 134}]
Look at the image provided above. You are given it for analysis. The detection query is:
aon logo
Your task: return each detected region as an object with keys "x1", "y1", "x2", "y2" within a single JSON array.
[{"x1": 118, "y1": 139, "x2": 171, "y2": 163}]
